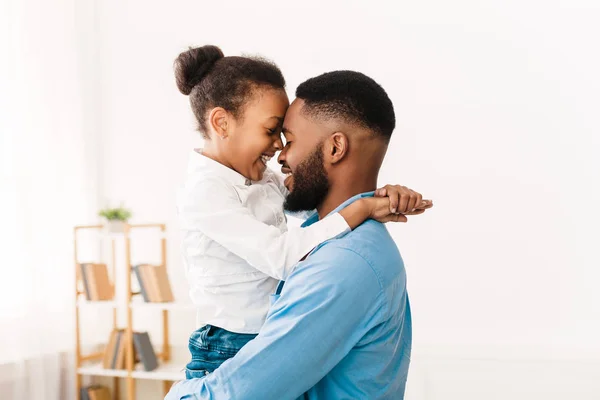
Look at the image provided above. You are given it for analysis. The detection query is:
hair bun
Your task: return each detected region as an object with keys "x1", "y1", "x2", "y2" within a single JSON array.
[{"x1": 174, "y1": 45, "x2": 224, "y2": 95}]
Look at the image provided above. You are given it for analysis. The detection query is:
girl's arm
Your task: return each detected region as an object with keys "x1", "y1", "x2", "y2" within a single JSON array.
[{"x1": 178, "y1": 177, "x2": 392, "y2": 281}]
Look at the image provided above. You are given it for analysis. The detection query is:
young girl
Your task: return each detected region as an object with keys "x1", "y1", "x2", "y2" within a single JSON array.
[{"x1": 175, "y1": 45, "x2": 429, "y2": 379}]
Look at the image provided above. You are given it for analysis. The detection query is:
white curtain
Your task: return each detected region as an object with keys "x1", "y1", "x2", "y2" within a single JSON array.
[{"x1": 0, "y1": 0, "x2": 100, "y2": 399}]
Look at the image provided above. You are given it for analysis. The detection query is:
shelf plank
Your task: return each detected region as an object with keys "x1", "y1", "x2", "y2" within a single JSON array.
[
  {"x1": 131, "y1": 362, "x2": 186, "y2": 381},
  {"x1": 129, "y1": 301, "x2": 195, "y2": 311},
  {"x1": 76, "y1": 299, "x2": 195, "y2": 311},
  {"x1": 77, "y1": 299, "x2": 117, "y2": 308},
  {"x1": 77, "y1": 361, "x2": 185, "y2": 381},
  {"x1": 77, "y1": 362, "x2": 128, "y2": 378}
]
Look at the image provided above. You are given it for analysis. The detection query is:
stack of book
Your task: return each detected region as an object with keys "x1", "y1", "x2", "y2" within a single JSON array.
[
  {"x1": 79, "y1": 263, "x2": 114, "y2": 301},
  {"x1": 133, "y1": 264, "x2": 174, "y2": 303},
  {"x1": 80, "y1": 385, "x2": 110, "y2": 400},
  {"x1": 103, "y1": 329, "x2": 159, "y2": 371}
]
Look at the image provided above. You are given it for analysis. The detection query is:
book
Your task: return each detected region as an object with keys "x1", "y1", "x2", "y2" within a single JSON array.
[
  {"x1": 146, "y1": 265, "x2": 163, "y2": 302},
  {"x1": 134, "y1": 264, "x2": 174, "y2": 303},
  {"x1": 90, "y1": 263, "x2": 113, "y2": 300},
  {"x1": 133, "y1": 335, "x2": 139, "y2": 364},
  {"x1": 84, "y1": 264, "x2": 99, "y2": 301},
  {"x1": 139, "y1": 265, "x2": 159, "y2": 302},
  {"x1": 154, "y1": 265, "x2": 175, "y2": 302},
  {"x1": 132, "y1": 331, "x2": 158, "y2": 371},
  {"x1": 133, "y1": 265, "x2": 150, "y2": 302},
  {"x1": 142, "y1": 264, "x2": 174, "y2": 303},
  {"x1": 102, "y1": 329, "x2": 118, "y2": 369},
  {"x1": 79, "y1": 263, "x2": 92, "y2": 300},
  {"x1": 110, "y1": 330, "x2": 123, "y2": 369},
  {"x1": 80, "y1": 385, "x2": 110, "y2": 400},
  {"x1": 114, "y1": 330, "x2": 127, "y2": 369},
  {"x1": 88, "y1": 386, "x2": 111, "y2": 400}
]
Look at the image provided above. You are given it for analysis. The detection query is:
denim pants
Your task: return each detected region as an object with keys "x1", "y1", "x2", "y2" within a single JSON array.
[{"x1": 185, "y1": 324, "x2": 258, "y2": 379}]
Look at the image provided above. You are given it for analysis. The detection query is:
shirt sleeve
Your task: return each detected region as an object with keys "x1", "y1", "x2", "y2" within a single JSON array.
[
  {"x1": 164, "y1": 246, "x2": 384, "y2": 400},
  {"x1": 177, "y1": 177, "x2": 350, "y2": 280}
]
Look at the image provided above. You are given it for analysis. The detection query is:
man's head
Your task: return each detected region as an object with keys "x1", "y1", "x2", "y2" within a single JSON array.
[{"x1": 278, "y1": 70, "x2": 396, "y2": 213}]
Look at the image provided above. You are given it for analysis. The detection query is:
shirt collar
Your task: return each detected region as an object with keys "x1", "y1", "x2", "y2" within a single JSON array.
[
  {"x1": 301, "y1": 191, "x2": 376, "y2": 228},
  {"x1": 188, "y1": 148, "x2": 252, "y2": 186}
]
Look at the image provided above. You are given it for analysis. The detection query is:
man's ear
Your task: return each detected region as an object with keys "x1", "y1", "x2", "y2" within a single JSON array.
[
  {"x1": 325, "y1": 132, "x2": 349, "y2": 164},
  {"x1": 208, "y1": 107, "x2": 229, "y2": 139}
]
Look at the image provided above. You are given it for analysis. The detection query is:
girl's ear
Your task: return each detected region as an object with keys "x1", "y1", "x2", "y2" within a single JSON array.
[{"x1": 208, "y1": 107, "x2": 229, "y2": 139}]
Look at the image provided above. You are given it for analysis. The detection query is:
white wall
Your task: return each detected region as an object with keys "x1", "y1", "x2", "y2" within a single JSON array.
[
  {"x1": 92, "y1": 0, "x2": 600, "y2": 398},
  {"x1": 1, "y1": 1, "x2": 106, "y2": 398}
]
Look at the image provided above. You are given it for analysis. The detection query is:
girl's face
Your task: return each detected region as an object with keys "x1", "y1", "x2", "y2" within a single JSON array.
[{"x1": 223, "y1": 88, "x2": 289, "y2": 181}]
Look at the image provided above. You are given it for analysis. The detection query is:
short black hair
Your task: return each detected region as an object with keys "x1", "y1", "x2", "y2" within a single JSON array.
[
  {"x1": 295, "y1": 70, "x2": 395, "y2": 141},
  {"x1": 174, "y1": 45, "x2": 286, "y2": 138}
]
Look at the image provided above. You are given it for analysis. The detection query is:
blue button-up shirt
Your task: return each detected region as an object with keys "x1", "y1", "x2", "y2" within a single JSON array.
[{"x1": 166, "y1": 192, "x2": 412, "y2": 400}]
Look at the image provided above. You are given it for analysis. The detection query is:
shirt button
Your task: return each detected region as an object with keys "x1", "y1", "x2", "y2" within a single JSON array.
[{"x1": 277, "y1": 216, "x2": 284, "y2": 224}]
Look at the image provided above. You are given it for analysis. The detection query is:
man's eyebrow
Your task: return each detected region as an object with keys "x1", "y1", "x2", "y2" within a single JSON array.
[
  {"x1": 282, "y1": 127, "x2": 293, "y2": 135},
  {"x1": 267, "y1": 116, "x2": 284, "y2": 122}
]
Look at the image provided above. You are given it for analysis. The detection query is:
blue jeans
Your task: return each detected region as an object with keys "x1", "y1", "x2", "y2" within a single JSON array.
[{"x1": 185, "y1": 324, "x2": 258, "y2": 379}]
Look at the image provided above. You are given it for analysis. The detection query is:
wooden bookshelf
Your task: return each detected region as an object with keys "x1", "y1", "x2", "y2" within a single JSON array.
[{"x1": 74, "y1": 223, "x2": 190, "y2": 400}]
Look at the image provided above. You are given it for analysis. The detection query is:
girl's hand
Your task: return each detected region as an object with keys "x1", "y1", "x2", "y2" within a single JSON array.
[
  {"x1": 338, "y1": 185, "x2": 433, "y2": 228},
  {"x1": 374, "y1": 185, "x2": 433, "y2": 215},
  {"x1": 364, "y1": 197, "x2": 409, "y2": 223}
]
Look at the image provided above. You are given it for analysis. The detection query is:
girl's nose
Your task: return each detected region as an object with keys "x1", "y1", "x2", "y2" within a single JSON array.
[{"x1": 273, "y1": 135, "x2": 284, "y2": 151}]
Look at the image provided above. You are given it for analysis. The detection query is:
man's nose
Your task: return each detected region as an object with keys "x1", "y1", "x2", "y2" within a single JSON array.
[{"x1": 277, "y1": 146, "x2": 287, "y2": 165}]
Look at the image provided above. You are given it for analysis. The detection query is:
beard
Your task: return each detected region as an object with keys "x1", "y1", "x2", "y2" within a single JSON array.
[{"x1": 283, "y1": 142, "x2": 330, "y2": 213}]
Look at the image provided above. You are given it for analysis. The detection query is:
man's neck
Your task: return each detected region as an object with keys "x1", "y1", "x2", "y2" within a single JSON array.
[
  {"x1": 316, "y1": 175, "x2": 378, "y2": 219},
  {"x1": 315, "y1": 140, "x2": 387, "y2": 219}
]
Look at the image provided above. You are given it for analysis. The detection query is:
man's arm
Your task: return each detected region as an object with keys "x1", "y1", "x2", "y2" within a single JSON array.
[{"x1": 165, "y1": 246, "x2": 384, "y2": 400}]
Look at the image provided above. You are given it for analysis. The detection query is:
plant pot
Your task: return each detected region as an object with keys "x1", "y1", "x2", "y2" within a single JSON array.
[{"x1": 106, "y1": 220, "x2": 127, "y2": 233}]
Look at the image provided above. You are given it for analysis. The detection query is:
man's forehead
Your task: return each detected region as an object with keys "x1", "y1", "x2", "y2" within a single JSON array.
[
  {"x1": 284, "y1": 99, "x2": 346, "y2": 140},
  {"x1": 282, "y1": 99, "x2": 307, "y2": 135}
]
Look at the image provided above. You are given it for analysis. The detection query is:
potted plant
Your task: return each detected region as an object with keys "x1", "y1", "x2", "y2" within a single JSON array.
[{"x1": 98, "y1": 206, "x2": 132, "y2": 233}]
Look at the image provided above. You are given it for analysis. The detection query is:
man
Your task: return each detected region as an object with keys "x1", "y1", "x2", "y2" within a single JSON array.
[{"x1": 167, "y1": 70, "x2": 424, "y2": 399}]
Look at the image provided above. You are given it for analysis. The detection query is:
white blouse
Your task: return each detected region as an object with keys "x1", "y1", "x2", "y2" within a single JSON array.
[{"x1": 177, "y1": 150, "x2": 350, "y2": 333}]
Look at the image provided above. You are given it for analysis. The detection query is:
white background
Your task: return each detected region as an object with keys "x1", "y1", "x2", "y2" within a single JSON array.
[
  {"x1": 95, "y1": 0, "x2": 600, "y2": 398},
  {"x1": 4, "y1": 0, "x2": 600, "y2": 398}
]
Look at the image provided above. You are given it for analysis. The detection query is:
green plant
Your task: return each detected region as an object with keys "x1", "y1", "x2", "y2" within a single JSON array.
[{"x1": 98, "y1": 206, "x2": 132, "y2": 222}]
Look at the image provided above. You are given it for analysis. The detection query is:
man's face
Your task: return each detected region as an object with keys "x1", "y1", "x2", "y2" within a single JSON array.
[{"x1": 278, "y1": 99, "x2": 330, "y2": 212}]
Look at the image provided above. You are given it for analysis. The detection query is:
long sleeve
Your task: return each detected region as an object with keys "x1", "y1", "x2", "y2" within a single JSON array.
[
  {"x1": 177, "y1": 176, "x2": 350, "y2": 280},
  {"x1": 165, "y1": 245, "x2": 385, "y2": 400}
]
